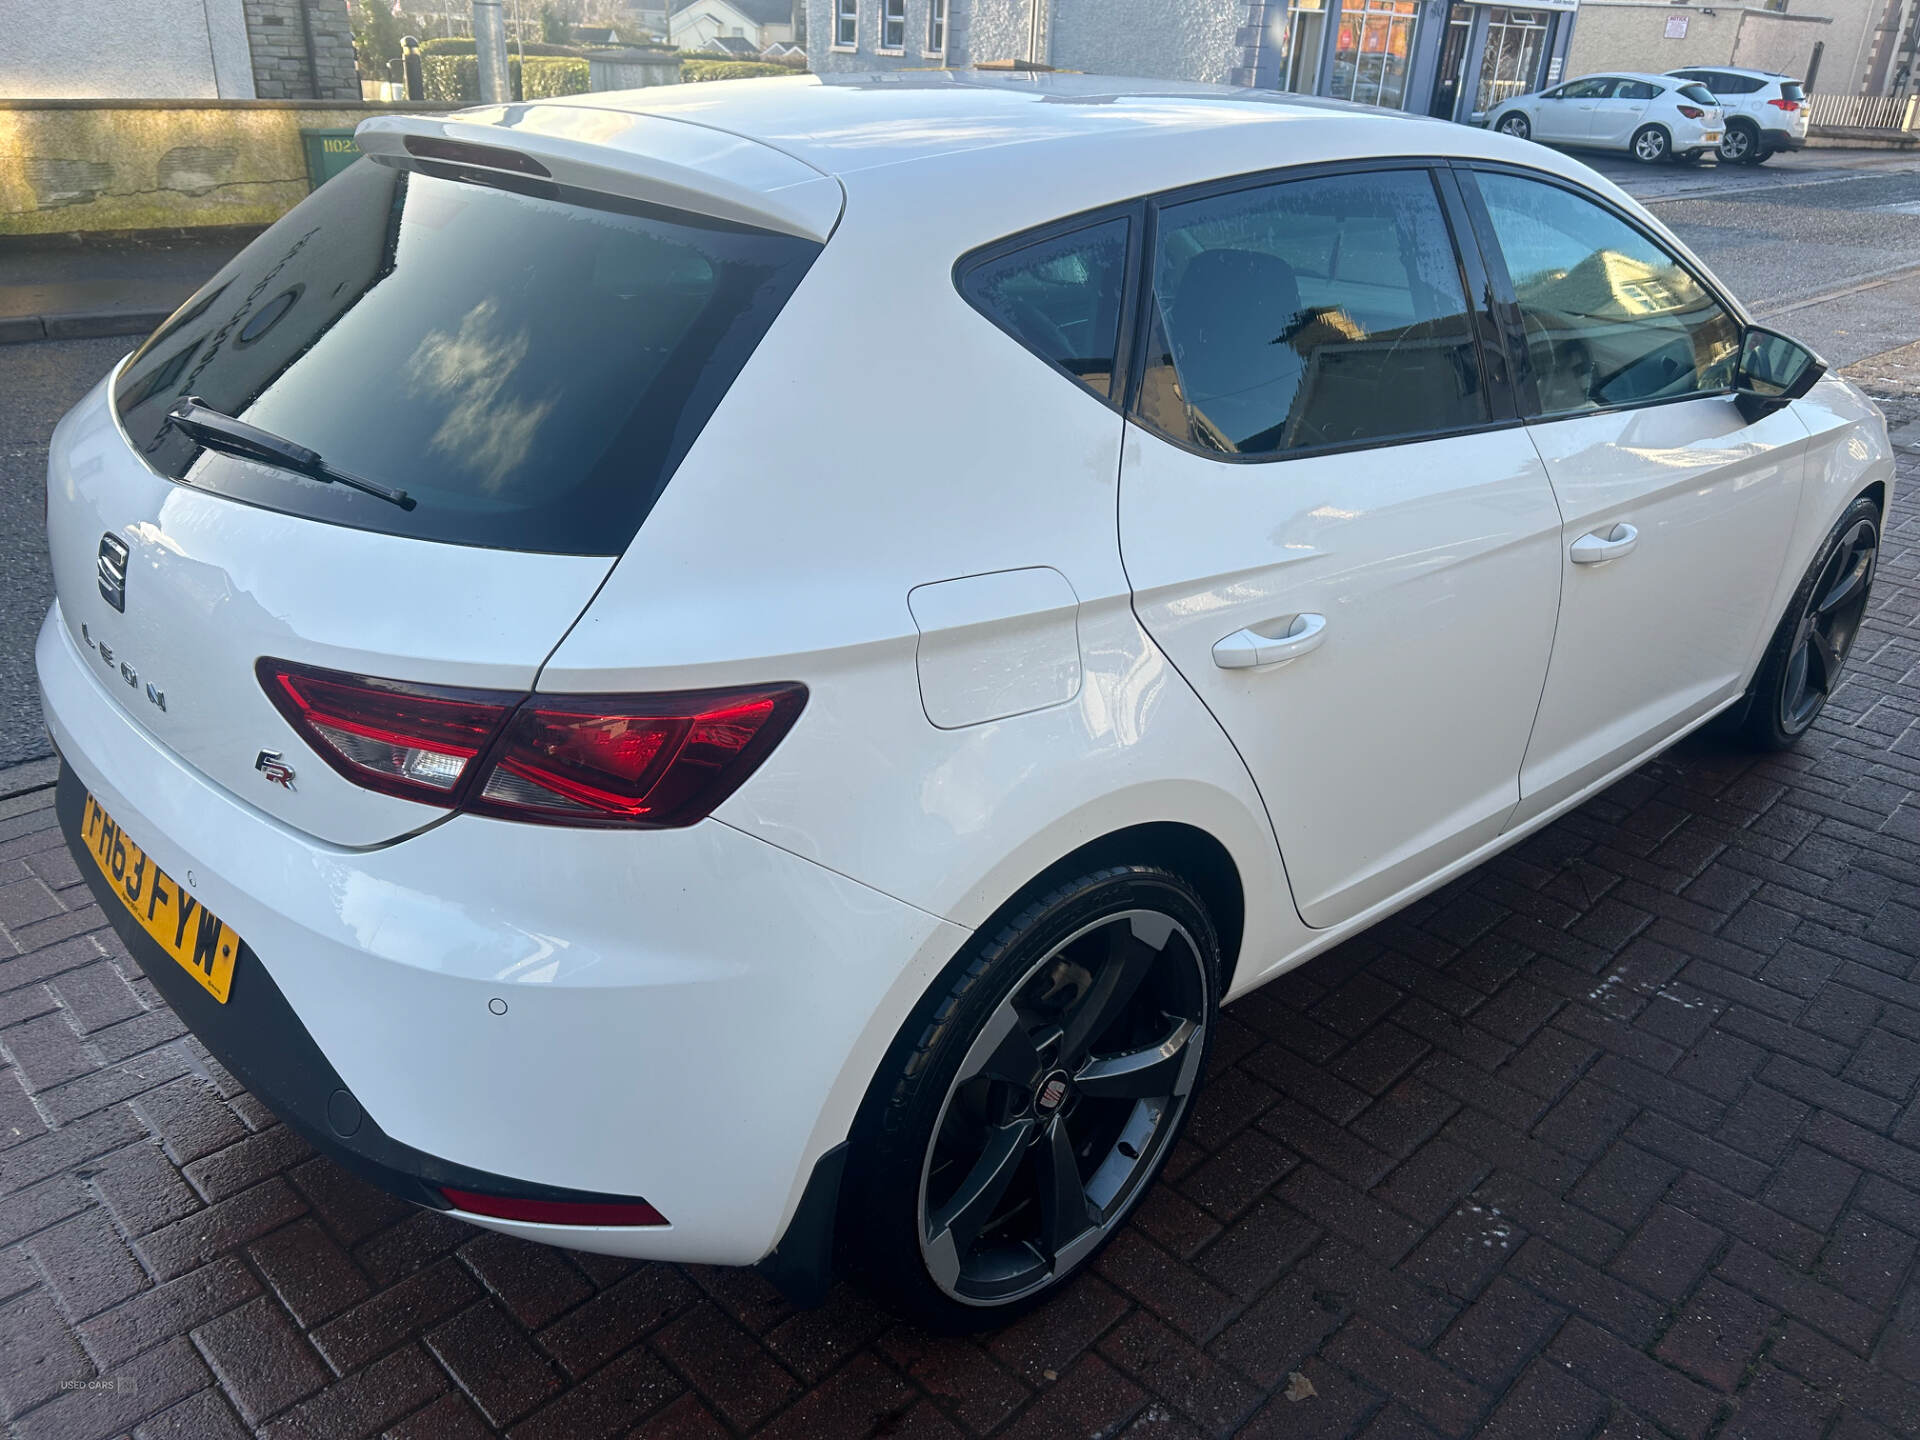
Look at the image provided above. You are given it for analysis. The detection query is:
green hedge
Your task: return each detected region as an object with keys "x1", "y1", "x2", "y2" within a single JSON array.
[
  {"x1": 419, "y1": 37, "x2": 600, "y2": 58},
  {"x1": 680, "y1": 58, "x2": 798, "y2": 83},
  {"x1": 421, "y1": 55, "x2": 590, "y2": 102}
]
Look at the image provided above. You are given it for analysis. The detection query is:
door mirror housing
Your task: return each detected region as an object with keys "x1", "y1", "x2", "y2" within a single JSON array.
[{"x1": 1735, "y1": 326, "x2": 1825, "y2": 420}]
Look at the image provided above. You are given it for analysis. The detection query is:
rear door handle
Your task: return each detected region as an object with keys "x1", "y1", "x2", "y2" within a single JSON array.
[
  {"x1": 1570, "y1": 522, "x2": 1639, "y2": 565},
  {"x1": 1212, "y1": 613, "x2": 1328, "y2": 670}
]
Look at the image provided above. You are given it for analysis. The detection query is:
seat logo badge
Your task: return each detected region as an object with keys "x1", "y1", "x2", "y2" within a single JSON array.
[
  {"x1": 97, "y1": 533, "x2": 129, "y2": 613},
  {"x1": 255, "y1": 751, "x2": 296, "y2": 790},
  {"x1": 1035, "y1": 1072, "x2": 1070, "y2": 1115}
]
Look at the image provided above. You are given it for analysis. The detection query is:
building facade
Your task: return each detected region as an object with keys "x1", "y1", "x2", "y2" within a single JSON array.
[
  {"x1": 804, "y1": 0, "x2": 1579, "y2": 123},
  {"x1": 1566, "y1": 5, "x2": 1829, "y2": 91},
  {"x1": 0, "y1": 0, "x2": 358, "y2": 101},
  {"x1": 669, "y1": 0, "x2": 800, "y2": 52}
]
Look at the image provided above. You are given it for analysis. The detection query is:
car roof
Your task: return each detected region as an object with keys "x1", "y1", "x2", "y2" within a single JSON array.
[
  {"x1": 359, "y1": 70, "x2": 1639, "y2": 243},
  {"x1": 1667, "y1": 66, "x2": 1791, "y2": 77},
  {"x1": 514, "y1": 69, "x2": 1498, "y2": 178}
]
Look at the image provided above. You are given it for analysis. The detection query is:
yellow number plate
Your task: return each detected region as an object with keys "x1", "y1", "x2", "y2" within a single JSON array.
[{"x1": 80, "y1": 793, "x2": 239, "y2": 1003}]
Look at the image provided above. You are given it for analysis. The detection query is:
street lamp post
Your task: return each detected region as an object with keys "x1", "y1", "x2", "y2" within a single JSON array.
[{"x1": 473, "y1": 0, "x2": 512, "y2": 102}]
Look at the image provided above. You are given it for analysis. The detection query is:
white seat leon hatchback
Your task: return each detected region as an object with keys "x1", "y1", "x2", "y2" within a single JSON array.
[{"x1": 39, "y1": 73, "x2": 1892, "y2": 1331}]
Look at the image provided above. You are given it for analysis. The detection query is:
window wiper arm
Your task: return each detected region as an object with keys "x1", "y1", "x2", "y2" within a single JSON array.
[{"x1": 165, "y1": 397, "x2": 415, "y2": 510}]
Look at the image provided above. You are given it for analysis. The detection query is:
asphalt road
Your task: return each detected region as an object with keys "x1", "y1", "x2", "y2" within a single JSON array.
[{"x1": 3, "y1": 147, "x2": 1919, "y2": 769}]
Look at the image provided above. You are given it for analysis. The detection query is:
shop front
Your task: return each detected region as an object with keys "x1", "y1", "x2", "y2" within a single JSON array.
[{"x1": 1254, "y1": 0, "x2": 1579, "y2": 127}]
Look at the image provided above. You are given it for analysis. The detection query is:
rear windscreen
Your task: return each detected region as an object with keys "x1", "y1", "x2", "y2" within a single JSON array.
[
  {"x1": 1781, "y1": 81, "x2": 1806, "y2": 101},
  {"x1": 115, "y1": 159, "x2": 820, "y2": 555},
  {"x1": 1677, "y1": 84, "x2": 1718, "y2": 105}
]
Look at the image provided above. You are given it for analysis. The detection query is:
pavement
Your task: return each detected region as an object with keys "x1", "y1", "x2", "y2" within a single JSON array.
[
  {"x1": 1, "y1": 147, "x2": 1920, "y2": 1440},
  {"x1": 0, "y1": 432, "x2": 1916, "y2": 1438},
  {"x1": 0, "y1": 237, "x2": 251, "y2": 346}
]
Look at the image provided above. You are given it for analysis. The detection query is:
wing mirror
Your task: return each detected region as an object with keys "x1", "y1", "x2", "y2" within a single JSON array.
[{"x1": 1735, "y1": 326, "x2": 1825, "y2": 420}]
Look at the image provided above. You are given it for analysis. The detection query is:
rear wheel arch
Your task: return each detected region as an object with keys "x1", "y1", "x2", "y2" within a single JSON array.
[{"x1": 1005, "y1": 821, "x2": 1247, "y2": 993}]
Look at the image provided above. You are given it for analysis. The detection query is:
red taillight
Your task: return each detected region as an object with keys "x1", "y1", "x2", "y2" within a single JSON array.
[
  {"x1": 468, "y1": 685, "x2": 807, "y2": 828},
  {"x1": 1768, "y1": 98, "x2": 1800, "y2": 111},
  {"x1": 1677, "y1": 105, "x2": 1705, "y2": 119},
  {"x1": 257, "y1": 660, "x2": 516, "y2": 806},
  {"x1": 442, "y1": 1187, "x2": 667, "y2": 1226},
  {"x1": 256, "y1": 660, "x2": 806, "y2": 828}
]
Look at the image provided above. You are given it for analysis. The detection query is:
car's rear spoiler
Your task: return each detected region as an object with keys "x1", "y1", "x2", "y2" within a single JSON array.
[{"x1": 354, "y1": 104, "x2": 843, "y2": 243}]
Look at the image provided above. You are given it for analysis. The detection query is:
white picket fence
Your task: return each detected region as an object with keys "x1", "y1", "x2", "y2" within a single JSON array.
[{"x1": 1807, "y1": 92, "x2": 1920, "y2": 133}]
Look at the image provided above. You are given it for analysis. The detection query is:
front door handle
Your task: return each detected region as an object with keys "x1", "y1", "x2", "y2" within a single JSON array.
[
  {"x1": 1213, "y1": 613, "x2": 1328, "y2": 670},
  {"x1": 1570, "y1": 522, "x2": 1639, "y2": 565}
]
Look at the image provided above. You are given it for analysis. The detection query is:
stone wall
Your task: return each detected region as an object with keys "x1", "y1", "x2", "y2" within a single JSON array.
[
  {"x1": 241, "y1": 0, "x2": 361, "y2": 100},
  {"x1": 0, "y1": 100, "x2": 456, "y2": 236}
]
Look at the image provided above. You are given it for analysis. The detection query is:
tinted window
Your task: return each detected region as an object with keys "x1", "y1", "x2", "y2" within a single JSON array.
[
  {"x1": 115, "y1": 161, "x2": 819, "y2": 555},
  {"x1": 1136, "y1": 169, "x2": 1487, "y2": 457},
  {"x1": 1558, "y1": 78, "x2": 1614, "y2": 100},
  {"x1": 1475, "y1": 172, "x2": 1740, "y2": 417},
  {"x1": 1618, "y1": 81, "x2": 1659, "y2": 101},
  {"x1": 1781, "y1": 80, "x2": 1806, "y2": 100},
  {"x1": 1677, "y1": 83, "x2": 1718, "y2": 104},
  {"x1": 960, "y1": 219, "x2": 1129, "y2": 400}
]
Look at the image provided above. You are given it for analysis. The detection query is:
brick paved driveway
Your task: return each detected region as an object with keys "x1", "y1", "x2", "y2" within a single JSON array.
[{"x1": 1, "y1": 436, "x2": 1917, "y2": 1440}]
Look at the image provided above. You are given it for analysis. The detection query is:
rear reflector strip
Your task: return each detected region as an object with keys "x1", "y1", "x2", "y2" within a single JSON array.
[{"x1": 442, "y1": 1187, "x2": 667, "y2": 1227}]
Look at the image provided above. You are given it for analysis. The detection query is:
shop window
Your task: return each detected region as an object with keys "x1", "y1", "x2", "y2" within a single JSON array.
[
  {"x1": 1474, "y1": 8, "x2": 1550, "y2": 117},
  {"x1": 1326, "y1": 0, "x2": 1422, "y2": 109}
]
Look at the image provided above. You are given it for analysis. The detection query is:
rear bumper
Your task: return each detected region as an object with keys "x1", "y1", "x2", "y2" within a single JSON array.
[
  {"x1": 1760, "y1": 127, "x2": 1806, "y2": 151},
  {"x1": 38, "y1": 603, "x2": 968, "y2": 1267}
]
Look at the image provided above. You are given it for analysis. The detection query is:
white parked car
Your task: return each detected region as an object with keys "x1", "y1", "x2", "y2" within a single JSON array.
[
  {"x1": 1667, "y1": 66, "x2": 1810, "y2": 164},
  {"x1": 40, "y1": 73, "x2": 1891, "y2": 1331},
  {"x1": 1492, "y1": 71, "x2": 1724, "y2": 163}
]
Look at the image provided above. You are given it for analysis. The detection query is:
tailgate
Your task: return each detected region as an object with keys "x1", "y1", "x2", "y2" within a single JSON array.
[{"x1": 47, "y1": 371, "x2": 611, "y2": 848}]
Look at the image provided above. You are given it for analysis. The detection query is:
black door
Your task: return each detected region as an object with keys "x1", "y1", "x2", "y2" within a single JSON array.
[{"x1": 1429, "y1": 4, "x2": 1473, "y2": 119}]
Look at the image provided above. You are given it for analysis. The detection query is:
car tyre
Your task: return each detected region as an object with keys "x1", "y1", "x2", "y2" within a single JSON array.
[
  {"x1": 1631, "y1": 124, "x2": 1671, "y2": 163},
  {"x1": 1719, "y1": 122, "x2": 1762, "y2": 165},
  {"x1": 840, "y1": 865, "x2": 1219, "y2": 1332},
  {"x1": 1496, "y1": 112, "x2": 1531, "y2": 140},
  {"x1": 1738, "y1": 495, "x2": 1880, "y2": 750}
]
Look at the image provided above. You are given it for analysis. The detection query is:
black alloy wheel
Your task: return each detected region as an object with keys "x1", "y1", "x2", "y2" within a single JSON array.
[
  {"x1": 843, "y1": 867, "x2": 1218, "y2": 1331},
  {"x1": 1741, "y1": 495, "x2": 1880, "y2": 749}
]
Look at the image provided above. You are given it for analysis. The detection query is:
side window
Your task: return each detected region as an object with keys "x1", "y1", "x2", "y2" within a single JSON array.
[
  {"x1": 1134, "y1": 169, "x2": 1488, "y2": 457},
  {"x1": 959, "y1": 218, "x2": 1130, "y2": 401},
  {"x1": 1559, "y1": 78, "x2": 1613, "y2": 100},
  {"x1": 1617, "y1": 80, "x2": 1659, "y2": 101},
  {"x1": 1474, "y1": 171, "x2": 1740, "y2": 417}
]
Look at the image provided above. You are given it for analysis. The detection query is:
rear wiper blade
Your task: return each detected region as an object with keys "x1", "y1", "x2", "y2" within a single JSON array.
[{"x1": 165, "y1": 396, "x2": 415, "y2": 510}]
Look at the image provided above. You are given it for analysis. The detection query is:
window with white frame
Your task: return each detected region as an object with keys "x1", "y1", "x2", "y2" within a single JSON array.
[
  {"x1": 926, "y1": 0, "x2": 947, "y2": 54},
  {"x1": 881, "y1": 0, "x2": 906, "y2": 50},
  {"x1": 834, "y1": 0, "x2": 857, "y2": 48}
]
